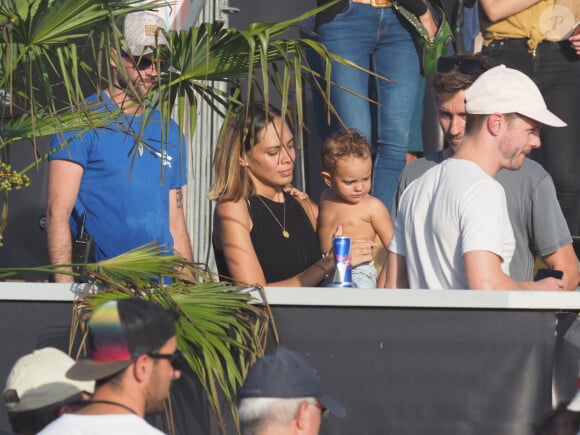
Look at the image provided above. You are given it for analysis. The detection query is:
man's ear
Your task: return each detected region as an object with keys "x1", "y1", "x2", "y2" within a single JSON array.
[
  {"x1": 295, "y1": 401, "x2": 311, "y2": 431},
  {"x1": 321, "y1": 171, "x2": 332, "y2": 187},
  {"x1": 132, "y1": 354, "x2": 151, "y2": 383},
  {"x1": 487, "y1": 113, "x2": 503, "y2": 136}
]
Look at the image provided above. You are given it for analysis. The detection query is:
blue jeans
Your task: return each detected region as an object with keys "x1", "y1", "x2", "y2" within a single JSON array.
[
  {"x1": 317, "y1": 2, "x2": 421, "y2": 211},
  {"x1": 321, "y1": 262, "x2": 377, "y2": 288}
]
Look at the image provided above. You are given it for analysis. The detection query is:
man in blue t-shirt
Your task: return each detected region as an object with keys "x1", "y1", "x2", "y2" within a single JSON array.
[{"x1": 46, "y1": 11, "x2": 193, "y2": 283}]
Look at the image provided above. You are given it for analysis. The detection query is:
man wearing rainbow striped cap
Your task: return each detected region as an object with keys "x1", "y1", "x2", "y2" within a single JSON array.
[{"x1": 39, "y1": 298, "x2": 183, "y2": 434}]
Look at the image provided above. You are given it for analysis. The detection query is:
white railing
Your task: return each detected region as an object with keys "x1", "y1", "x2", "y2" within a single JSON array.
[{"x1": 3, "y1": 282, "x2": 580, "y2": 310}]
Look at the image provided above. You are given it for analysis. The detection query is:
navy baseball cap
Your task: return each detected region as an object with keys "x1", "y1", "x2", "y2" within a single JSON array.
[{"x1": 239, "y1": 347, "x2": 346, "y2": 418}]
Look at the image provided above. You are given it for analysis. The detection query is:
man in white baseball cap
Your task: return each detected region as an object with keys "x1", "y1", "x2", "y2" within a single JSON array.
[
  {"x1": 464, "y1": 64, "x2": 566, "y2": 129},
  {"x1": 46, "y1": 9, "x2": 193, "y2": 283},
  {"x1": 120, "y1": 10, "x2": 168, "y2": 57},
  {"x1": 387, "y1": 65, "x2": 569, "y2": 291},
  {"x1": 3, "y1": 347, "x2": 94, "y2": 435}
]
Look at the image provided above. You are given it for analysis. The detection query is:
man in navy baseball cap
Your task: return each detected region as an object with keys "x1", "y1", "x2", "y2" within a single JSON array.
[{"x1": 238, "y1": 347, "x2": 345, "y2": 434}]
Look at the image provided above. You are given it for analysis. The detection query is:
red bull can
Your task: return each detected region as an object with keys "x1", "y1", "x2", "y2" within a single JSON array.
[{"x1": 332, "y1": 236, "x2": 353, "y2": 287}]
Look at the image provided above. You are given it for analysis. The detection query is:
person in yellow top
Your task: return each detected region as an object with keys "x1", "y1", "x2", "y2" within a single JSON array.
[{"x1": 479, "y1": 0, "x2": 580, "y2": 260}]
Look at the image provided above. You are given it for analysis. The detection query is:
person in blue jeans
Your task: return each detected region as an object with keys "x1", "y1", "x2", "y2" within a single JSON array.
[
  {"x1": 315, "y1": 0, "x2": 437, "y2": 212},
  {"x1": 479, "y1": 1, "x2": 580, "y2": 257}
]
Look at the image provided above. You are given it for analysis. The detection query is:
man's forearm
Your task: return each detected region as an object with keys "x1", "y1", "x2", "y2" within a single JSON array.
[
  {"x1": 170, "y1": 186, "x2": 193, "y2": 261},
  {"x1": 385, "y1": 251, "x2": 409, "y2": 288},
  {"x1": 543, "y1": 244, "x2": 580, "y2": 291},
  {"x1": 46, "y1": 216, "x2": 74, "y2": 283},
  {"x1": 464, "y1": 251, "x2": 563, "y2": 290},
  {"x1": 173, "y1": 230, "x2": 194, "y2": 262}
]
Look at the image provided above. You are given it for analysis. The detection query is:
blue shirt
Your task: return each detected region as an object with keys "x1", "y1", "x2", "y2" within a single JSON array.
[{"x1": 50, "y1": 93, "x2": 187, "y2": 261}]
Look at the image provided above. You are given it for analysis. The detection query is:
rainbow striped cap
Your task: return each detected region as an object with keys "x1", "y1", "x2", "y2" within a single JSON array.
[{"x1": 67, "y1": 299, "x2": 176, "y2": 381}]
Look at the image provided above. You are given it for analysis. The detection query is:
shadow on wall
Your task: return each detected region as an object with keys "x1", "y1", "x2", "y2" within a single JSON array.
[{"x1": 0, "y1": 138, "x2": 50, "y2": 281}]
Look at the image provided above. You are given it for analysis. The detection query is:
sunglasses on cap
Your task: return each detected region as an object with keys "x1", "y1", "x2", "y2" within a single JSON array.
[
  {"x1": 121, "y1": 50, "x2": 167, "y2": 71},
  {"x1": 436, "y1": 57, "x2": 490, "y2": 75},
  {"x1": 148, "y1": 349, "x2": 185, "y2": 370}
]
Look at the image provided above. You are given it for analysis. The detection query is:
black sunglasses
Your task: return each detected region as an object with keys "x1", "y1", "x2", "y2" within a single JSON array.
[
  {"x1": 148, "y1": 349, "x2": 185, "y2": 370},
  {"x1": 121, "y1": 50, "x2": 167, "y2": 71},
  {"x1": 436, "y1": 57, "x2": 490, "y2": 75}
]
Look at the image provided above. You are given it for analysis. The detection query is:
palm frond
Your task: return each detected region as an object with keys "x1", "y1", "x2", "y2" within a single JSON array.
[
  {"x1": 0, "y1": 242, "x2": 272, "y2": 432},
  {"x1": 152, "y1": 3, "x2": 382, "y2": 146},
  {"x1": 0, "y1": 1, "x2": 378, "y2": 431},
  {"x1": 0, "y1": 0, "x2": 167, "y2": 122},
  {"x1": 63, "y1": 243, "x2": 270, "y2": 432}
]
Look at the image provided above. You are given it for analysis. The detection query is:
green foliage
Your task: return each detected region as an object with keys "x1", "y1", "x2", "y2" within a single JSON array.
[
  {"x1": 0, "y1": 0, "x2": 370, "y2": 230},
  {"x1": 0, "y1": 0, "x2": 371, "y2": 430},
  {"x1": 0, "y1": 161, "x2": 29, "y2": 191},
  {"x1": 30, "y1": 243, "x2": 270, "y2": 432}
]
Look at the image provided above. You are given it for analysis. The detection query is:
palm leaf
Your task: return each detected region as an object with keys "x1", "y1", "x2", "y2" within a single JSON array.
[
  {"x1": 154, "y1": 2, "x2": 380, "y2": 144},
  {"x1": 0, "y1": 243, "x2": 272, "y2": 432},
  {"x1": 62, "y1": 243, "x2": 271, "y2": 433},
  {"x1": 0, "y1": 1, "x2": 381, "y2": 430}
]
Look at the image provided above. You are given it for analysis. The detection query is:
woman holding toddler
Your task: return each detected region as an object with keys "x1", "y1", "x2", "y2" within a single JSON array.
[{"x1": 209, "y1": 102, "x2": 375, "y2": 287}]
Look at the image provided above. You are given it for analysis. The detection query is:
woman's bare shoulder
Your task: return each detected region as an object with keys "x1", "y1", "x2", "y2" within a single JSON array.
[
  {"x1": 215, "y1": 198, "x2": 248, "y2": 215},
  {"x1": 213, "y1": 198, "x2": 253, "y2": 248}
]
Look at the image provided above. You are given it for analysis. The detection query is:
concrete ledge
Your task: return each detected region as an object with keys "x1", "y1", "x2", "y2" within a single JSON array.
[{"x1": 2, "y1": 282, "x2": 580, "y2": 310}]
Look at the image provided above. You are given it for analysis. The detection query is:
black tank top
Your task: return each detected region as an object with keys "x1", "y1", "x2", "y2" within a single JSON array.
[{"x1": 214, "y1": 192, "x2": 321, "y2": 283}]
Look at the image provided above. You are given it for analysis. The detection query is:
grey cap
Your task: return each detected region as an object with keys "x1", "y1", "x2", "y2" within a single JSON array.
[{"x1": 121, "y1": 11, "x2": 167, "y2": 56}]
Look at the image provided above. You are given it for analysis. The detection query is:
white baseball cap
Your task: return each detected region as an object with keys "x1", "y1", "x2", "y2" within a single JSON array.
[
  {"x1": 122, "y1": 10, "x2": 167, "y2": 56},
  {"x1": 465, "y1": 65, "x2": 566, "y2": 128},
  {"x1": 3, "y1": 348, "x2": 95, "y2": 412}
]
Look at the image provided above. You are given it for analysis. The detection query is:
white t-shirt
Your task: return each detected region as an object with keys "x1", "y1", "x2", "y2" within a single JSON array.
[
  {"x1": 390, "y1": 158, "x2": 515, "y2": 289},
  {"x1": 37, "y1": 413, "x2": 166, "y2": 434}
]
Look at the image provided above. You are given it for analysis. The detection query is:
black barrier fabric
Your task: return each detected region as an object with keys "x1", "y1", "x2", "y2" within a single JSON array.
[
  {"x1": 269, "y1": 307, "x2": 559, "y2": 435},
  {"x1": 553, "y1": 312, "x2": 580, "y2": 408},
  {"x1": 1, "y1": 300, "x2": 579, "y2": 435},
  {"x1": 0, "y1": 301, "x2": 213, "y2": 435}
]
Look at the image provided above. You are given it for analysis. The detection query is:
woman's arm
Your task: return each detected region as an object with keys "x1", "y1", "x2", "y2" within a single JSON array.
[
  {"x1": 399, "y1": 0, "x2": 437, "y2": 37},
  {"x1": 479, "y1": 0, "x2": 540, "y2": 23},
  {"x1": 419, "y1": 11, "x2": 438, "y2": 38},
  {"x1": 214, "y1": 200, "x2": 268, "y2": 285},
  {"x1": 214, "y1": 200, "x2": 336, "y2": 287}
]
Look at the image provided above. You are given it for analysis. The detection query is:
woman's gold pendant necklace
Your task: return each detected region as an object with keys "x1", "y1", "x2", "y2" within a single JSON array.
[{"x1": 257, "y1": 195, "x2": 290, "y2": 239}]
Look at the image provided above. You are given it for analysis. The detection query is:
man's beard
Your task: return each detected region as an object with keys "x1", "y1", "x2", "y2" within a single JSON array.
[
  {"x1": 144, "y1": 385, "x2": 169, "y2": 415},
  {"x1": 116, "y1": 74, "x2": 154, "y2": 101}
]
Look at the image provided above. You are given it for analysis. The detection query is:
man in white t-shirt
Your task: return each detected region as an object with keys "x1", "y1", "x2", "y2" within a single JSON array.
[
  {"x1": 38, "y1": 298, "x2": 182, "y2": 434},
  {"x1": 386, "y1": 65, "x2": 567, "y2": 290}
]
